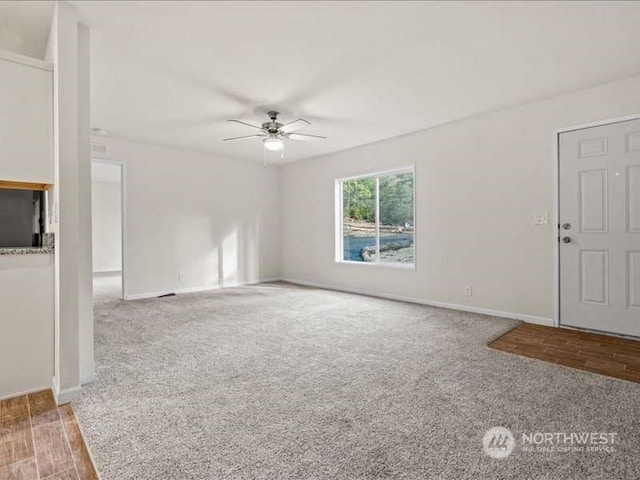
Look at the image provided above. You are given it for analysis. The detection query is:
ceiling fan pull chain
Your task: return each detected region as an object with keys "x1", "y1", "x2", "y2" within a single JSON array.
[{"x1": 263, "y1": 146, "x2": 267, "y2": 168}]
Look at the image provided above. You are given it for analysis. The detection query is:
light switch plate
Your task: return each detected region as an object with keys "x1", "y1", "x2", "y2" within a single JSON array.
[{"x1": 534, "y1": 211, "x2": 549, "y2": 225}]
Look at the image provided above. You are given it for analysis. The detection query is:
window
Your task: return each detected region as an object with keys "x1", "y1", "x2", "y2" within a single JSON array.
[{"x1": 336, "y1": 167, "x2": 415, "y2": 267}]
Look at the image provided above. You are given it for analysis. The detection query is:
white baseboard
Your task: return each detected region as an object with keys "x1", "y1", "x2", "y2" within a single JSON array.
[
  {"x1": 124, "y1": 277, "x2": 282, "y2": 300},
  {"x1": 53, "y1": 383, "x2": 82, "y2": 405},
  {"x1": 281, "y1": 278, "x2": 554, "y2": 327},
  {"x1": 122, "y1": 275, "x2": 552, "y2": 325},
  {"x1": 0, "y1": 385, "x2": 52, "y2": 402},
  {"x1": 93, "y1": 270, "x2": 121, "y2": 276}
]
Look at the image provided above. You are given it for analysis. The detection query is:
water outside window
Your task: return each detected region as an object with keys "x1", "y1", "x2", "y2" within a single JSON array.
[{"x1": 340, "y1": 169, "x2": 414, "y2": 265}]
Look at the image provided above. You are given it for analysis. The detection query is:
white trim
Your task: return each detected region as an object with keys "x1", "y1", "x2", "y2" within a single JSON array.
[
  {"x1": 0, "y1": 385, "x2": 52, "y2": 402},
  {"x1": 338, "y1": 260, "x2": 416, "y2": 271},
  {"x1": 281, "y1": 278, "x2": 553, "y2": 326},
  {"x1": 334, "y1": 180, "x2": 343, "y2": 263},
  {"x1": 93, "y1": 269, "x2": 121, "y2": 276},
  {"x1": 552, "y1": 126, "x2": 561, "y2": 328},
  {"x1": 80, "y1": 371, "x2": 98, "y2": 385},
  {"x1": 121, "y1": 161, "x2": 128, "y2": 301},
  {"x1": 259, "y1": 277, "x2": 282, "y2": 283},
  {"x1": 375, "y1": 176, "x2": 380, "y2": 259},
  {"x1": 552, "y1": 112, "x2": 640, "y2": 329},
  {"x1": 91, "y1": 158, "x2": 126, "y2": 300},
  {"x1": 413, "y1": 163, "x2": 418, "y2": 269},
  {"x1": 124, "y1": 277, "x2": 281, "y2": 300},
  {"x1": 335, "y1": 165, "x2": 415, "y2": 183},
  {"x1": 554, "y1": 113, "x2": 640, "y2": 135},
  {"x1": 0, "y1": 49, "x2": 53, "y2": 71},
  {"x1": 53, "y1": 383, "x2": 81, "y2": 405}
]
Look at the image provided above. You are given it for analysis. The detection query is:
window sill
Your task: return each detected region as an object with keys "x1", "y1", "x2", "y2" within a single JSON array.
[{"x1": 336, "y1": 260, "x2": 416, "y2": 271}]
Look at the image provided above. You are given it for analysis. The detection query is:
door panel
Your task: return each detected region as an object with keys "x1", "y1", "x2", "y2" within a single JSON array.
[
  {"x1": 579, "y1": 169, "x2": 608, "y2": 233},
  {"x1": 579, "y1": 250, "x2": 608, "y2": 305},
  {"x1": 578, "y1": 137, "x2": 608, "y2": 158},
  {"x1": 629, "y1": 252, "x2": 640, "y2": 309},
  {"x1": 627, "y1": 165, "x2": 640, "y2": 233},
  {"x1": 560, "y1": 118, "x2": 640, "y2": 337},
  {"x1": 625, "y1": 131, "x2": 640, "y2": 152}
]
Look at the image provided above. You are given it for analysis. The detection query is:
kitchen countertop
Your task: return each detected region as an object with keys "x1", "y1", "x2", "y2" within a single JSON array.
[{"x1": 0, "y1": 246, "x2": 54, "y2": 255}]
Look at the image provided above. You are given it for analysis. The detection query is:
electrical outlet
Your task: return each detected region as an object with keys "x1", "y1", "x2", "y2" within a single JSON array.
[
  {"x1": 534, "y1": 211, "x2": 549, "y2": 225},
  {"x1": 178, "y1": 273, "x2": 185, "y2": 283},
  {"x1": 464, "y1": 285, "x2": 472, "y2": 296}
]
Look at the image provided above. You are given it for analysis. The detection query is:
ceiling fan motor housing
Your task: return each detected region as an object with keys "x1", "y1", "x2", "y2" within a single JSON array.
[
  {"x1": 263, "y1": 111, "x2": 283, "y2": 133},
  {"x1": 262, "y1": 121, "x2": 283, "y2": 133}
]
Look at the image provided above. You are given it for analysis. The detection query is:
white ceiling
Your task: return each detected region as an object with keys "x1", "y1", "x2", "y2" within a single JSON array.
[
  {"x1": 0, "y1": 1, "x2": 53, "y2": 59},
  {"x1": 7, "y1": 1, "x2": 640, "y2": 165}
]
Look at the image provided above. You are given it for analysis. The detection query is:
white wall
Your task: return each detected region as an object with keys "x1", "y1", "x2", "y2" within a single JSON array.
[
  {"x1": 91, "y1": 179, "x2": 121, "y2": 273},
  {"x1": 47, "y1": 1, "x2": 92, "y2": 403},
  {"x1": 77, "y1": 23, "x2": 94, "y2": 386},
  {"x1": 91, "y1": 136, "x2": 280, "y2": 299},
  {"x1": 280, "y1": 74, "x2": 640, "y2": 323}
]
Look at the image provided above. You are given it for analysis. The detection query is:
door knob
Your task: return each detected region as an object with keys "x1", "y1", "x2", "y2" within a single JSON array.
[{"x1": 562, "y1": 237, "x2": 571, "y2": 243}]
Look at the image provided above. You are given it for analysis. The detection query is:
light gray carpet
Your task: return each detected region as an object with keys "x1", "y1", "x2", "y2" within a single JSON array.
[{"x1": 76, "y1": 282, "x2": 640, "y2": 479}]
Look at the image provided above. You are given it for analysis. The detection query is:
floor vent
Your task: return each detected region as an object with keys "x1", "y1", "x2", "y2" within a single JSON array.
[{"x1": 157, "y1": 293, "x2": 177, "y2": 298}]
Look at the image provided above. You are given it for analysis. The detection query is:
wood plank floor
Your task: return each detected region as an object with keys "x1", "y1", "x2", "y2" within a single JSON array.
[
  {"x1": 0, "y1": 390, "x2": 98, "y2": 480},
  {"x1": 490, "y1": 323, "x2": 640, "y2": 383}
]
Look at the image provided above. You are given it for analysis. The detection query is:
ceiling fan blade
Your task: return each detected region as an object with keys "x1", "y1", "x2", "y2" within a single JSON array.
[
  {"x1": 227, "y1": 119, "x2": 265, "y2": 131},
  {"x1": 280, "y1": 119, "x2": 310, "y2": 134},
  {"x1": 286, "y1": 133, "x2": 326, "y2": 141},
  {"x1": 223, "y1": 134, "x2": 265, "y2": 142}
]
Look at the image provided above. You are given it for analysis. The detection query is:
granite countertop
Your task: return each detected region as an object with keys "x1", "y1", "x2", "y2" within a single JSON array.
[
  {"x1": 0, "y1": 233, "x2": 55, "y2": 255},
  {"x1": 0, "y1": 246, "x2": 54, "y2": 255}
]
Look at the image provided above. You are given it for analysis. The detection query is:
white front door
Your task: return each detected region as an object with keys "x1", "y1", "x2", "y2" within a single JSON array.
[{"x1": 559, "y1": 118, "x2": 640, "y2": 337}]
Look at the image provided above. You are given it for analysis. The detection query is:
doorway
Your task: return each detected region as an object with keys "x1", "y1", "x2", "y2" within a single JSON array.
[
  {"x1": 91, "y1": 159, "x2": 124, "y2": 300},
  {"x1": 559, "y1": 117, "x2": 640, "y2": 337}
]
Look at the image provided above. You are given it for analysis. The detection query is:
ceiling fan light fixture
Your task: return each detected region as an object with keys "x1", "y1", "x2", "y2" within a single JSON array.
[{"x1": 263, "y1": 137, "x2": 284, "y2": 151}]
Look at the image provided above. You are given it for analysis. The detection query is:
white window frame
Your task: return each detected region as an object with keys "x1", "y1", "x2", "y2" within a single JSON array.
[{"x1": 335, "y1": 165, "x2": 416, "y2": 270}]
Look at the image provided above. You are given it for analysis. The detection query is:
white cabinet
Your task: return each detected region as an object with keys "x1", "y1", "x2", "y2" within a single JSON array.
[
  {"x1": 0, "y1": 254, "x2": 54, "y2": 399},
  {"x1": 0, "y1": 55, "x2": 53, "y2": 184}
]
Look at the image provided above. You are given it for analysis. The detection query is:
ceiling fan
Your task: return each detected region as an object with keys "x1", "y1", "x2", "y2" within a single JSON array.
[{"x1": 223, "y1": 111, "x2": 326, "y2": 153}]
